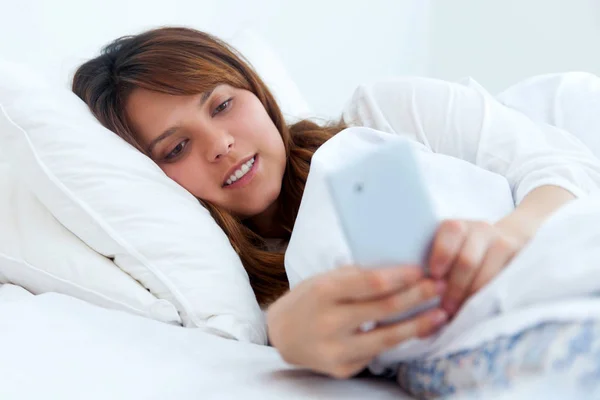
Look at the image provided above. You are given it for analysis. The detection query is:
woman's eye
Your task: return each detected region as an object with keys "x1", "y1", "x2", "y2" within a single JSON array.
[
  {"x1": 164, "y1": 140, "x2": 189, "y2": 161},
  {"x1": 212, "y1": 98, "x2": 232, "y2": 116}
]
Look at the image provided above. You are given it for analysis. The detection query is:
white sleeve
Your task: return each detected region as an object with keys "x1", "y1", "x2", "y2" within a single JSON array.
[{"x1": 342, "y1": 77, "x2": 600, "y2": 203}]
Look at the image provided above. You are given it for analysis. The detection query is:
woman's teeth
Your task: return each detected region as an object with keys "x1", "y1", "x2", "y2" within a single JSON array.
[{"x1": 226, "y1": 157, "x2": 255, "y2": 186}]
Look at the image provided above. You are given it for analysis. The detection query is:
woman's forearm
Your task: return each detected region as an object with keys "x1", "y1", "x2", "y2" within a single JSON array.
[{"x1": 495, "y1": 185, "x2": 577, "y2": 243}]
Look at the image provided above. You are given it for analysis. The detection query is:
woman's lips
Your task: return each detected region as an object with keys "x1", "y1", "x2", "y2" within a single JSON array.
[{"x1": 223, "y1": 154, "x2": 259, "y2": 189}]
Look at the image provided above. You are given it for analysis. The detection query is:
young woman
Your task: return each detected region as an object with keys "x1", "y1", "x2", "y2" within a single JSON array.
[{"x1": 72, "y1": 27, "x2": 600, "y2": 384}]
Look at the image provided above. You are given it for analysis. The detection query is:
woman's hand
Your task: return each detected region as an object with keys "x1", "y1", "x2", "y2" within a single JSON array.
[
  {"x1": 266, "y1": 266, "x2": 447, "y2": 379},
  {"x1": 429, "y1": 186, "x2": 577, "y2": 317},
  {"x1": 428, "y1": 219, "x2": 530, "y2": 317}
]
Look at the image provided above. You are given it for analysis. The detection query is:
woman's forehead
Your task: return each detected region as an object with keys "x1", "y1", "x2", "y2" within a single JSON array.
[{"x1": 125, "y1": 88, "x2": 188, "y2": 141}]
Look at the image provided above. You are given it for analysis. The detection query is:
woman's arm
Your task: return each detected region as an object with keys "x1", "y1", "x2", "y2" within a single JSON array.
[
  {"x1": 425, "y1": 184, "x2": 575, "y2": 316},
  {"x1": 495, "y1": 184, "x2": 576, "y2": 244},
  {"x1": 343, "y1": 76, "x2": 600, "y2": 204}
]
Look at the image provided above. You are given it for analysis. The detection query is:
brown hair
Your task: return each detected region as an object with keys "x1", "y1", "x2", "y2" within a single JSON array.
[{"x1": 72, "y1": 27, "x2": 346, "y2": 305}]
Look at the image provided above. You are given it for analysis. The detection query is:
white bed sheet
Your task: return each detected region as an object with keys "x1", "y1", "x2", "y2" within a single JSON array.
[{"x1": 0, "y1": 284, "x2": 408, "y2": 400}]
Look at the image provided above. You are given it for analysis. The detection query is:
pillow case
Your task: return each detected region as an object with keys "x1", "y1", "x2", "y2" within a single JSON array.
[
  {"x1": 0, "y1": 61, "x2": 266, "y2": 344},
  {"x1": 0, "y1": 160, "x2": 180, "y2": 323}
]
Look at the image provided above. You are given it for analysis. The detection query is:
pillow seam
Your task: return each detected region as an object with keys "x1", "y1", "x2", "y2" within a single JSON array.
[{"x1": 0, "y1": 251, "x2": 164, "y2": 319}]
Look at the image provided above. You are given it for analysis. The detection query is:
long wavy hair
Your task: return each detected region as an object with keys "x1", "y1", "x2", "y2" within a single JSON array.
[{"x1": 72, "y1": 27, "x2": 346, "y2": 305}]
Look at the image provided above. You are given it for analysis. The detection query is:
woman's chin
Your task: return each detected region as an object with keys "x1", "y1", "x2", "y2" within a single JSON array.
[{"x1": 240, "y1": 203, "x2": 276, "y2": 221}]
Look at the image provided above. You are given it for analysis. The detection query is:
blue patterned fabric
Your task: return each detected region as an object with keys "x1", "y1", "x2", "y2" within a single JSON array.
[{"x1": 395, "y1": 320, "x2": 600, "y2": 399}]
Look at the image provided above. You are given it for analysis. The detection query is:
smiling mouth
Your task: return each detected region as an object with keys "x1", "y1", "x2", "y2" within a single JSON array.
[{"x1": 223, "y1": 155, "x2": 257, "y2": 187}]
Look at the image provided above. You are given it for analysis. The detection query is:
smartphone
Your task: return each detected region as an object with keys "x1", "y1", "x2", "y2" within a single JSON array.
[{"x1": 325, "y1": 138, "x2": 440, "y2": 322}]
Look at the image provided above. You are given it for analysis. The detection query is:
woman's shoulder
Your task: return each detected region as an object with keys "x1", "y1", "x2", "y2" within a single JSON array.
[
  {"x1": 342, "y1": 76, "x2": 487, "y2": 120},
  {"x1": 341, "y1": 76, "x2": 456, "y2": 132},
  {"x1": 340, "y1": 76, "x2": 491, "y2": 151},
  {"x1": 346, "y1": 76, "x2": 467, "y2": 103}
]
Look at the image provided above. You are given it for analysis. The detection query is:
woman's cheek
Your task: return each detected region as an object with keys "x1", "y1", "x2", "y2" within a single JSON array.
[{"x1": 161, "y1": 163, "x2": 203, "y2": 198}]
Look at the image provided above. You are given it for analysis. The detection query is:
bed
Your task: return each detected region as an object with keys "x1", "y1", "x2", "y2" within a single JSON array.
[
  {"x1": 3, "y1": 3, "x2": 600, "y2": 399},
  {"x1": 2, "y1": 285, "x2": 595, "y2": 400},
  {"x1": 0, "y1": 284, "x2": 408, "y2": 400}
]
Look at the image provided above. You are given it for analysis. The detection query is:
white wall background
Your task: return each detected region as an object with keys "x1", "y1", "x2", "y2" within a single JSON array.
[
  {"x1": 0, "y1": 0, "x2": 430, "y2": 118},
  {"x1": 429, "y1": 0, "x2": 600, "y2": 93},
  {"x1": 2, "y1": 1, "x2": 599, "y2": 116}
]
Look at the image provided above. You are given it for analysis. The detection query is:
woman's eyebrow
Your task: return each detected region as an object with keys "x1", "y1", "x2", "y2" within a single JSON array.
[
  {"x1": 146, "y1": 88, "x2": 216, "y2": 154},
  {"x1": 200, "y1": 86, "x2": 215, "y2": 105},
  {"x1": 147, "y1": 127, "x2": 178, "y2": 155}
]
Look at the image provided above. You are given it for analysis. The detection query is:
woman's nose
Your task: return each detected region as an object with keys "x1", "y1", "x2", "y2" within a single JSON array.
[{"x1": 206, "y1": 131, "x2": 235, "y2": 162}]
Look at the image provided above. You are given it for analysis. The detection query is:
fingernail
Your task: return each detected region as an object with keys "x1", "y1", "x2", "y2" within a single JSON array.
[
  {"x1": 430, "y1": 261, "x2": 448, "y2": 279},
  {"x1": 435, "y1": 281, "x2": 447, "y2": 295},
  {"x1": 442, "y1": 298, "x2": 458, "y2": 315},
  {"x1": 431, "y1": 310, "x2": 448, "y2": 326}
]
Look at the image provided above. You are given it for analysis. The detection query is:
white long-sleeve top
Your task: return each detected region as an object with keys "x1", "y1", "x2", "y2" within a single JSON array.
[{"x1": 341, "y1": 76, "x2": 600, "y2": 204}]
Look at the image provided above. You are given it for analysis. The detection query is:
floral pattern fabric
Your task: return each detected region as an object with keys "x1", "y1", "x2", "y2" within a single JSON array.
[{"x1": 395, "y1": 320, "x2": 600, "y2": 399}]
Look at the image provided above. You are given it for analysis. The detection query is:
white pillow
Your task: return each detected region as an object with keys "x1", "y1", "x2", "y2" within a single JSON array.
[
  {"x1": 0, "y1": 61, "x2": 266, "y2": 344},
  {"x1": 0, "y1": 160, "x2": 180, "y2": 323}
]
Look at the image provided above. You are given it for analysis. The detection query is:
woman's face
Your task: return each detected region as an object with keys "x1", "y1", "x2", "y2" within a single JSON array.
[{"x1": 126, "y1": 84, "x2": 286, "y2": 219}]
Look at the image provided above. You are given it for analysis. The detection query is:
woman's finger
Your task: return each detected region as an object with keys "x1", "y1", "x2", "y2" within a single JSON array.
[
  {"x1": 342, "y1": 279, "x2": 446, "y2": 328},
  {"x1": 324, "y1": 265, "x2": 424, "y2": 303},
  {"x1": 327, "y1": 357, "x2": 373, "y2": 379},
  {"x1": 346, "y1": 308, "x2": 448, "y2": 362},
  {"x1": 469, "y1": 238, "x2": 518, "y2": 295},
  {"x1": 442, "y1": 223, "x2": 492, "y2": 315},
  {"x1": 428, "y1": 220, "x2": 468, "y2": 279}
]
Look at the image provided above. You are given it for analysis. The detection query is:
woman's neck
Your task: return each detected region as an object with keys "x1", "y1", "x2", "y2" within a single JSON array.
[{"x1": 247, "y1": 201, "x2": 287, "y2": 239}]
